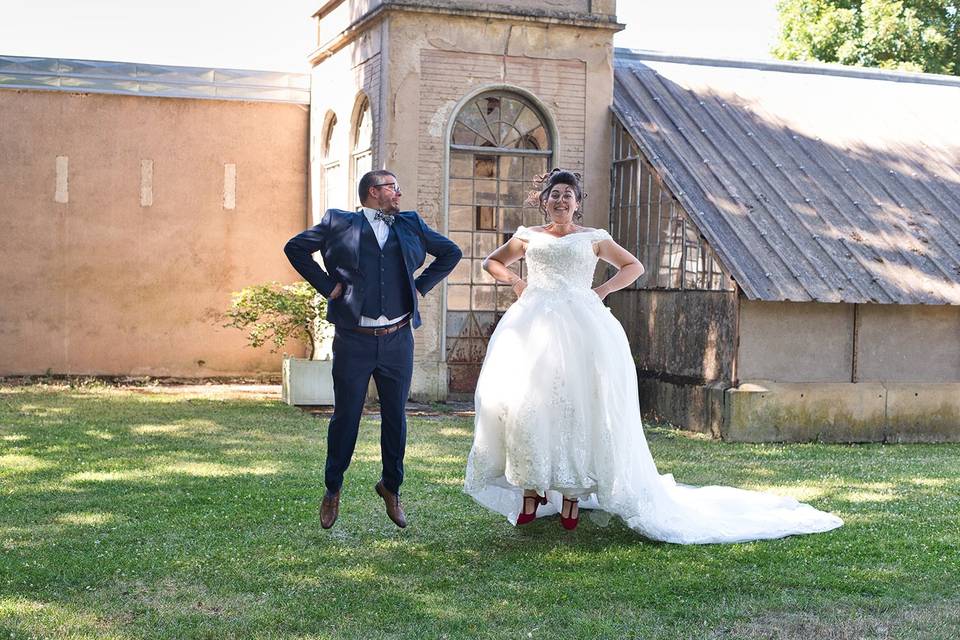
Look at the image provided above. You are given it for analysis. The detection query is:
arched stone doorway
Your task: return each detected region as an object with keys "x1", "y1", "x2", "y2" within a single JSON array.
[{"x1": 444, "y1": 90, "x2": 554, "y2": 395}]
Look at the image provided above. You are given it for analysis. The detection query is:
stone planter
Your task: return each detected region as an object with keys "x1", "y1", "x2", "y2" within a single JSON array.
[{"x1": 282, "y1": 356, "x2": 334, "y2": 406}]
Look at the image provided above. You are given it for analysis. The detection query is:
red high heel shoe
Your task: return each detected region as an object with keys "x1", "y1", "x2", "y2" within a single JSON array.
[
  {"x1": 516, "y1": 493, "x2": 547, "y2": 525},
  {"x1": 560, "y1": 497, "x2": 580, "y2": 530}
]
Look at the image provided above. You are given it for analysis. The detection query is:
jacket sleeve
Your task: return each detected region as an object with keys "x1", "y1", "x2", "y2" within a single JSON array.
[
  {"x1": 283, "y1": 211, "x2": 338, "y2": 298},
  {"x1": 413, "y1": 215, "x2": 463, "y2": 296}
]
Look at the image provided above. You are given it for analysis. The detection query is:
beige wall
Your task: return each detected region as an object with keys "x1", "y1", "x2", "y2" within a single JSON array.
[
  {"x1": 738, "y1": 299, "x2": 960, "y2": 383},
  {"x1": 314, "y1": 0, "x2": 617, "y2": 45},
  {"x1": 392, "y1": 12, "x2": 615, "y2": 230},
  {"x1": 0, "y1": 89, "x2": 309, "y2": 377},
  {"x1": 738, "y1": 300, "x2": 855, "y2": 382},
  {"x1": 857, "y1": 304, "x2": 960, "y2": 381},
  {"x1": 728, "y1": 299, "x2": 960, "y2": 441}
]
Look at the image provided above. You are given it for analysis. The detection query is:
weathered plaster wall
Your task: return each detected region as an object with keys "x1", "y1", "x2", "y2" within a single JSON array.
[
  {"x1": 738, "y1": 300, "x2": 855, "y2": 382},
  {"x1": 610, "y1": 290, "x2": 738, "y2": 382},
  {"x1": 856, "y1": 303, "x2": 960, "y2": 381},
  {"x1": 309, "y1": 24, "x2": 382, "y2": 224},
  {"x1": 399, "y1": 12, "x2": 614, "y2": 399},
  {"x1": 393, "y1": 11, "x2": 614, "y2": 232},
  {"x1": 728, "y1": 299, "x2": 960, "y2": 441},
  {"x1": 0, "y1": 89, "x2": 309, "y2": 377},
  {"x1": 738, "y1": 299, "x2": 960, "y2": 383},
  {"x1": 724, "y1": 381, "x2": 960, "y2": 443},
  {"x1": 608, "y1": 289, "x2": 737, "y2": 433},
  {"x1": 323, "y1": 5, "x2": 617, "y2": 399}
]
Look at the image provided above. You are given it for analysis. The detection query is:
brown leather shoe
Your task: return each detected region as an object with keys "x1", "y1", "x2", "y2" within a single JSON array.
[
  {"x1": 320, "y1": 490, "x2": 340, "y2": 529},
  {"x1": 375, "y1": 481, "x2": 407, "y2": 528}
]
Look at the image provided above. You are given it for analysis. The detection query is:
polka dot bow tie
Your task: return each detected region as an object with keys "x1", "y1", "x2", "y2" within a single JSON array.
[{"x1": 374, "y1": 210, "x2": 395, "y2": 226}]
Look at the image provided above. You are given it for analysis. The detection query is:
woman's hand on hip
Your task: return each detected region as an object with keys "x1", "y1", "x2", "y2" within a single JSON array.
[{"x1": 512, "y1": 279, "x2": 528, "y2": 298}]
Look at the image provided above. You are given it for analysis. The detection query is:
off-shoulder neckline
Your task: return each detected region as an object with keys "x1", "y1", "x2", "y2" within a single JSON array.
[{"x1": 517, "y1": 225, "x2": 602, "y2": 239}]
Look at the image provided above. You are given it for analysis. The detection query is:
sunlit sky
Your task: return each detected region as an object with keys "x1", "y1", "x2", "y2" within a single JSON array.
[{"x1": 1, "y1": 1, "x2": 781, "y2": 72}]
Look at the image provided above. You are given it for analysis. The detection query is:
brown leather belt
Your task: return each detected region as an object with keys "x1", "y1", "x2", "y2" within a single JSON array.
[{"x1": 349, "y1": 316, "x2": 411, "y2": 336}]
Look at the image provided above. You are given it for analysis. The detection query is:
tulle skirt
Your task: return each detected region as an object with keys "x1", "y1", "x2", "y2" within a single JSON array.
[{"x1": 464, "y1": 286, "x2": 843, "y2": 544}]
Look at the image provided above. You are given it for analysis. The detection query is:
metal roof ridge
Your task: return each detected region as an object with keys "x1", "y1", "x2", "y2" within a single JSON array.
[
  {"x1": 614, "y1": 48, "x2": 960, "y2": 89},
  {"x1": 0, "y1": 54, "x2": 311, "y2": 104},
  {"x1": 0, "y1": 53, "x2": 311, "y2": 79}
]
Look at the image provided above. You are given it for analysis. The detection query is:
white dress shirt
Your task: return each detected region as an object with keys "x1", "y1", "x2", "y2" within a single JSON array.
[{"x1": 358, "y1": 207, "x2": 409, "y2": 328}]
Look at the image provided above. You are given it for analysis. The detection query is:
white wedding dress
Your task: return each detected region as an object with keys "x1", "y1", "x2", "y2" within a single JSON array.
[{"x1": 464, "y1": 226, "x2": 843, "y2": 544}]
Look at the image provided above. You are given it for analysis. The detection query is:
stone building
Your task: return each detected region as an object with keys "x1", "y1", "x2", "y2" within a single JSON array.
[{"x1": 307, "y1": 0, "x2": 621, "y2": 400}]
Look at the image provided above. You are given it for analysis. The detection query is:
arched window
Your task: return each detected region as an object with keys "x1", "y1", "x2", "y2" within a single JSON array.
[
  {"x1": 444, "y1": 91, "x2": 553, "y2": 395},
  {"x1": 321, "y1": 112, "x2": 343, "y2": 212},
  {"x1": 350, "y1": 95, "x2": 373, "y2": 208}
]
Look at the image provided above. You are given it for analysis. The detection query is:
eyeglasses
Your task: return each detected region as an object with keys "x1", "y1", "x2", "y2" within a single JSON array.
[{"x1": 373, "y1": 182, "x2": 401, "y2": 193}]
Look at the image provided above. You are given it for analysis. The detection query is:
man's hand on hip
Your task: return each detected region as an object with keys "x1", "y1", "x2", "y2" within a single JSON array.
[{"x1": 329, "y1": 283, "x2": 343, "y2": 300}]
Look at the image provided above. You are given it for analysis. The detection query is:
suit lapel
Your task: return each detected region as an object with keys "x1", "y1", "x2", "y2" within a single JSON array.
[
  {"x1": 391, "y1": 219, "x2": 414, "y2": 271},
  {"x1": 349, "y1": 212, "x2": 363, "y2": 268}
]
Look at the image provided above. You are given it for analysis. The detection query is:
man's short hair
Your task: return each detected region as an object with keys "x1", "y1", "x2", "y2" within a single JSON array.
[{"x1": 358, "y1": 170, "x2": 396, "y2": 204}]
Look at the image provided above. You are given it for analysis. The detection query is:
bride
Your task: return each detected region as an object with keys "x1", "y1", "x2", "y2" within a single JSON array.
[{"x1": 463, "y1": 169, "x2": 843, "y2": 544}]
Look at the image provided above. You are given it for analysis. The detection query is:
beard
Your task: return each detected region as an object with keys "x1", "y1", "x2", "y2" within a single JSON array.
[{"x1": 380, "y1": 199, "x2": 401, "y2": 214}]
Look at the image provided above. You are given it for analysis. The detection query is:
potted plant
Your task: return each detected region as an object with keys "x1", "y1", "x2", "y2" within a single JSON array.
[{"x1": 224, "y1": 281, "x2": 334, "y2": 405}]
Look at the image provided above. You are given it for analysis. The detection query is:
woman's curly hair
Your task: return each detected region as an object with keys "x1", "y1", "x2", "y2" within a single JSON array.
[{"x1": 525, "y1": 168, "x2": 586, "y2": 222}]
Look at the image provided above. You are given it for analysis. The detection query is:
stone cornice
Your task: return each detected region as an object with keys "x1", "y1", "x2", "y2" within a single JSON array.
[{"x1": 309, "y1": 0, "x2": 622, "y2": 65}]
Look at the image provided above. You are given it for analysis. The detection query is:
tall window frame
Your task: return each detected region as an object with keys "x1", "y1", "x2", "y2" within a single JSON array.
[
  {"x1": 350, "y1": 95, "x2": 373, "y2": 209},
  {"x1": 321, "y1": 111, "x2": 343, "y2": 213},
  {"x1": 444, "y1": 90, "x2": 555, "y2": 395},
  {"x1": 610, "y1": 116, "x2": 732, "y2": 291}
]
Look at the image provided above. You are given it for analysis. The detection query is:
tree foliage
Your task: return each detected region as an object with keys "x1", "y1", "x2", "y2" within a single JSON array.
[
  {"x1": 773, "y1": 0, "x2": 960, "y2": 75},
  {"x1": 223, "y1": 281, "x2": 328, "y2": 360}
]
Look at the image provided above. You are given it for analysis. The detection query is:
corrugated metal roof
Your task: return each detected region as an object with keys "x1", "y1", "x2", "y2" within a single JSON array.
[
  {"x1": 613, "y1": 49, "x2": 960, "y2": 305},
  {"x1": 0, "y1": 55, "x2": 310, "y2": 104}
]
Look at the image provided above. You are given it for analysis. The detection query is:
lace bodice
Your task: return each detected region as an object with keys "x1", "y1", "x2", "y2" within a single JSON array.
[{"x1": 514, "y1": 226, "x2": 612, "y2": 292}]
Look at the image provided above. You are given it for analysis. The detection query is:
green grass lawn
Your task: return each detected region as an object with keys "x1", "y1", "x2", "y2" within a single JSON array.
[{"x1": 1, "y1": 383, "x2": 959, "y2": 640}]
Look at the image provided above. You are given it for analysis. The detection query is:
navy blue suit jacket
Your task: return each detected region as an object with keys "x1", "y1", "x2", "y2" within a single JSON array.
[{"x1": 284, "y1": 209, "x2": 462, "y2": 328}]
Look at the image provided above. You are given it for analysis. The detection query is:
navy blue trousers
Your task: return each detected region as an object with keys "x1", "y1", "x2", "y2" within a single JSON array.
[{"x1": 325, "y1": 324, "x2": 414, "y2": 495}]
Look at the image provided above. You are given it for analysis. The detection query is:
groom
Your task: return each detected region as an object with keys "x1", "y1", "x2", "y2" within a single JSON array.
[{"x1": 284, "y1": 170, "x2": 461, "y2": 529}]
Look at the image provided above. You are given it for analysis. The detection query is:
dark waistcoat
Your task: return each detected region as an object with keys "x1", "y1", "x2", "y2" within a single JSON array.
[{"x1": 359, "y1": 220, "x2": 413, "y2": 320}]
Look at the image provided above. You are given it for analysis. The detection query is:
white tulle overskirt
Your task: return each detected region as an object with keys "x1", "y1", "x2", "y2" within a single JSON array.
[{"x1": 464, "y1": 285, "x2": 843, "y2": 544}]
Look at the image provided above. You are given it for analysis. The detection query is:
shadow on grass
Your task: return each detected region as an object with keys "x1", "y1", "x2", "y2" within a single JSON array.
[{"x1": 1, "y1": 386, "x2": 959, "y2": 639}]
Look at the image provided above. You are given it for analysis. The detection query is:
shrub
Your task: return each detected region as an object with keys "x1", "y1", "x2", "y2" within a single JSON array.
[{"x1": 223, "y1": 281, "x2": 329, "y2": 360}]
